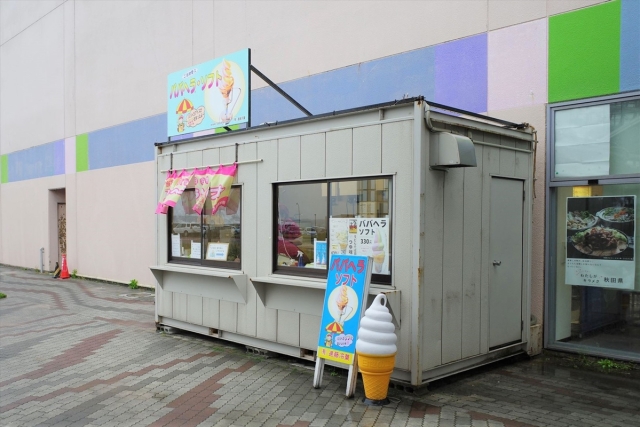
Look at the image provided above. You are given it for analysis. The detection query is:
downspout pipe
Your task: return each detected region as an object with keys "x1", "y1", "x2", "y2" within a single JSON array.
[
  {"x1": 40, "y1": 248, "x2": 44, "y2": 273},
  {"x1": 424, "y1": 103, "x2": 449, "y2": 133}
]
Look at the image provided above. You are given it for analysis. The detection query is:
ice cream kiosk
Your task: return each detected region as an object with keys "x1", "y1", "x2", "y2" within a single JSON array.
[{"x1": 152, "y1": 52, "x2": 536, "y2": 387}]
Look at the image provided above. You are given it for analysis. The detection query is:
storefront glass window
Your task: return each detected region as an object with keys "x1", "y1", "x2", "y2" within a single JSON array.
[
  {"x1": 169, "y1": 187, "x2": 241, "y2": 268},
  {"x1": 554, "y1": 97, "x2": 640, "y2": 179},
  {"x1": 276, "y1": 182, "x2": 327, "y2": 269},
  {"x1": 275, "y1": 177, "x2": 392, "y2": 283},
  {"x1": 548, "y1": 92, "x2": 640, "y2": 361},
  {"x1": 551, "y1": 184, "x2": 640, "y2": 357}
]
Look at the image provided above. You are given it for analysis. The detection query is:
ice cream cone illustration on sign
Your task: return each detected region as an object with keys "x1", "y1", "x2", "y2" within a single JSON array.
[
  {"x1": 336, "y1": 284, "x2": 353, "y2": 325},
  {"x1": 337, "y1": 231, "x2": 348, "y2": 254},
  {"x1": 372, "y1": 228, "x2": 385, "y2": 273},
  {"x1": 217, "y1": 60, "x2": 236, "y2": 124},
  {"x1": 356, "y1": 294, "x2": 397, "y2": 405}
]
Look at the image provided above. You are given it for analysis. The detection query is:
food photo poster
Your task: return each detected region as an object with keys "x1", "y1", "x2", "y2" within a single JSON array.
[{"x1": 565, "y1": 196, "x2": 635, "y2": 290}]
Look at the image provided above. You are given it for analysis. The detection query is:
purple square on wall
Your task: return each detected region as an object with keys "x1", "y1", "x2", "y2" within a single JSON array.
[
  {"x1": 435, "y1": 34, "x2": 487, "y2": 113},
  {"x1": 54, "y1": 140, "x2": 65, "y2": 175}
]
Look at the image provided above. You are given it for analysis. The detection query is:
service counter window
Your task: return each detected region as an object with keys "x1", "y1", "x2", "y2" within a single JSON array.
[
  {"x1": 274, "y1": 177, "x2": 392, "y2": 284},
  {"x1": 168, "y1": 187, "x2": 241, "y2": 269}
]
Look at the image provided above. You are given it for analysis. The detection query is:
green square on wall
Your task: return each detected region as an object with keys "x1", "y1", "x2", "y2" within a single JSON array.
[
  {"x1": 76, "y1": 134, "x2": 89, "y2": 172},
  {"x1": 549, "y1": 0, "x2": 620, "y2": 103},
  {"x1": 1, "y1": 154, "x2": 8, "y2": 183}
]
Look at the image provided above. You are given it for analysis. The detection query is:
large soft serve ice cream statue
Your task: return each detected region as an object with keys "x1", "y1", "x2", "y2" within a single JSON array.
[{"x1": 356, "y1": 293, "x2": 397, "y2": 405}]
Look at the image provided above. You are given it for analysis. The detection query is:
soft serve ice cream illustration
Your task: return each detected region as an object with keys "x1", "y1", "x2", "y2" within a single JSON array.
[
  {"x1": 336, "y1": 284, "x2": 350, "y2": 325},
  {"x1": 217, "y1": 59, "x2": 235, "y2": 123},
  {"x1": 337, "y1": 231, "x2": 348, "y2": 254},
  {"x1": 372, "y1": 228, "x2": 385, "y2": 273},
  {"x1": 356, "y1": 293, "x2": 397, "y2": 404}
]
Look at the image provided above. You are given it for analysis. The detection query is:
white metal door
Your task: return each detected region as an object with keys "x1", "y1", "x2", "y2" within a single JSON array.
[{"x1": 489, "y1": 178, "x2": 524, "y2": 349}]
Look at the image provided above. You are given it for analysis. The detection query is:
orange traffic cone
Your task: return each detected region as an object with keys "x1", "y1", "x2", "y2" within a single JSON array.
[{"x1": 59, "y1": 254, "x2": 70, "y2": 279}]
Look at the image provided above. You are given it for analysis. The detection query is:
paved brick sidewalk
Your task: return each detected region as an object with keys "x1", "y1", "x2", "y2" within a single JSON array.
[{"x1": 1, "y1": 265, "x2": 639, "y2": 427}]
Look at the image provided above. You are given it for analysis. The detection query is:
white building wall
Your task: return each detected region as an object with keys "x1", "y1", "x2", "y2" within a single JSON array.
[
  {"x1": 74, "y1": 1, "x2": 192, "y2": 134},
  {"x1": 0, "y1": 0, "x2": 64, "y2": 44},
  {"x1": 74, "y1": 162, "x2": 157, "y2": 286},
  {"x1": 0, "y1": 0, "x2": 611, "y2": 314},
  {"x1": 0, "y1": 5, "x2": 64, "y2": 154}
]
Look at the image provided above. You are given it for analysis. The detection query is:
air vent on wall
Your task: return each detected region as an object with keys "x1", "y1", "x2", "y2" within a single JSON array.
[{"x1": 429, "y1": 132, "x2": 477, "y2": 169}]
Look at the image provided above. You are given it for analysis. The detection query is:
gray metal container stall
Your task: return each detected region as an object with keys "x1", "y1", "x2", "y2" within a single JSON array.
[{"x1": 151, "y1": 98, "x2": 534, "y2": 386}]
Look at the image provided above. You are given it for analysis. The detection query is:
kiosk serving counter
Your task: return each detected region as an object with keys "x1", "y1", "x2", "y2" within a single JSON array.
[{"x1": 151, "y1": 98, "x2": 535, "y2": 386}]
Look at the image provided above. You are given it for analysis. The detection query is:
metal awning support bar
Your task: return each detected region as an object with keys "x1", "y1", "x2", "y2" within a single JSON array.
[
  {"x1": 251, "y1": 65, "x2": 312, "y2": 117},
  {"x1": 160, "y1": 158, "x2": 263, "y2": 173},
  {"x1": 427, "y1": 100, "x2": 526, "y2": 129}
]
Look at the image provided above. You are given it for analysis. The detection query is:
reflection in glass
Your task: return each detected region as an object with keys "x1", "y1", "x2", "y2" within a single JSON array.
[
  {"x1": 170, "y1": 190, "x2": 201, "y2": 259},
  {"x1": 169, "y1": 187, "x2": 241, "y2": 267},
  {"x1": 330, "y1": 178, "x2": 390, "y2": 218},
  {"x1": 274, "y1": 177, "x2": 392, "y2": 281},
  {"x1": 276, "y1": 183, "x2": 327, "y2": 267},
  {"x1": 204, "y1": 187, "x2": 241, "y2": 262},
  {"x1": 330, "y1": 178, "x2": 392, "y2": 275},
  {"x1": 610, "y1": 99, "x2": 640, "y2": 175}
]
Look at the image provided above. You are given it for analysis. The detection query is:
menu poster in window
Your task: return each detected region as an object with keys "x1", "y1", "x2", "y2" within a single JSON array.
[
  {"x1": 329, "y1": 218, "x2": 356, "y2": 256},
  {"x1": 355, "y1": 218, "x2": 390, "y2": 274},
  {"x1": 171, "y1": 234, "x2": 181, "y2": 257},
  {"x1": 329, "y1": 217, "x2": 390, "y2": 274},
  {"x1": 190, "y1": 241, "x2": 202, "y2": 259},
  {"x1": 206, "y1": 242, "x2": 229, "y2": 261},
  {"x1": 314, "y1": 240, "x2": 328, "y2": 268},
  {"x1": 316, "y1": 255, "x2": 372, "y2": 365},
  {"x1": 565, "y1": 196, "x2": 635, "y2": 289}
]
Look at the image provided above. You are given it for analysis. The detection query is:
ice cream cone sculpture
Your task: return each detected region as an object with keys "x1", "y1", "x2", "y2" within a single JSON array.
[{"x1": 356, "y1": 293, "x2": 397, "y2": 405}]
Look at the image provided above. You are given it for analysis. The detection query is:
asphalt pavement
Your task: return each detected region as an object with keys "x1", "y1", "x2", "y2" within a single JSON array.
[{"x1": 1, "y1": 265, "x2": 639, "y2": 427}]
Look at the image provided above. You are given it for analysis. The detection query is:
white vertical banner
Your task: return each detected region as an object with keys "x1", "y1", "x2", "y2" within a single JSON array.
[{"x1": 555, "y1": 104, "x2": 610, "y2": 178}]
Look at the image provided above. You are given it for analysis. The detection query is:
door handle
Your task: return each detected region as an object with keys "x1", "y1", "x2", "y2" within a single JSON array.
[{"x1": 493, "y1": 260, "x2": 502, "y2": 266}]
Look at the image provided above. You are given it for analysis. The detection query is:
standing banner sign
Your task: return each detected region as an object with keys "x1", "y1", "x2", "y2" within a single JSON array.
[
  {"x1": 313, "y1": 254, "x2": 372, "y2": 396},
  {"x1": 566, "y1": 195, "x2": 636, "y2": 289},
  {"x1": 167, "y1": 49, "x2": 251, "y2": 137}
]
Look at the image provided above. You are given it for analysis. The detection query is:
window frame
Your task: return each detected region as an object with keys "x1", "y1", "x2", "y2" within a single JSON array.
[
  {"x1": 549, "y1": 91, "x2": 640, "y2": 183},
  {"x1": 273, "y1": 176, "x2": 393, "y2": 285},
  {"x1": 167, "y1": 186, "x2": 242, "y2": 270},
  {"x1": 544, "y1": 91, "x2": 640, "y2": 360}
]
